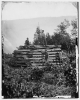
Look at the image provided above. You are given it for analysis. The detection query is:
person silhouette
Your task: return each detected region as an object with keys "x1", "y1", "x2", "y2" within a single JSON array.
[{"x1": 45, "y1": 49, "x2": 48, "y2": 63}]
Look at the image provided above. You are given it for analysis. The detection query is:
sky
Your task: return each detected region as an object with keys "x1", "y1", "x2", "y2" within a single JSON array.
[
  {"x1": 2, "y1": 2, "x2": 77, "y2": 54},
  {"x1": 2, "y1": 2, "x2": 77, "y2": 20}
]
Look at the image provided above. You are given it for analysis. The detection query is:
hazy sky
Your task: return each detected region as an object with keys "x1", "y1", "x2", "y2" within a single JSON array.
[
  {"x1": 2, "y1": 2, "x2": 77, "y2": 54},
  {"x1": 2, "y1": 2, "x2": 77, "y2": 20}
]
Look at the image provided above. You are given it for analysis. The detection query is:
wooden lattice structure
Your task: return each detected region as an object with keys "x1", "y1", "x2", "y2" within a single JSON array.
[{"x1": 13, "y1": 45, "x2": 62, "y2": 67}]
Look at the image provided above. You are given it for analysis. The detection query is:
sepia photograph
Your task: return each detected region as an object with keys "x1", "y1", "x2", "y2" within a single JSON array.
[{"x1": 1, "y1": 1, "x2": 79, "y2": 98}]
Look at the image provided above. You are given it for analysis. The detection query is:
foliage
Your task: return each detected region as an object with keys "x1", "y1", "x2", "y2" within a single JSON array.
[
  {"x1": 31, "y1": 68, "x2": 44, "y2": 81},
  {"x1": 56, "y1": 19, "x2": 70, "y2": 34},
  {"x1": 33, "y1": 27, "x2": 46, "y2": 45},
  {"x1": 2, "y1": 19, "x2": 77, "y2": 98},
  {"x1": 3, "y1": 65, "x2": 35, "y2": 98},
  {"x1": 3, "y1": 53, "x2": 12, "y2": 64},
  {"x1": 8, "y1": 57, "x2": 18, "y2": 67},
  {"x1": 71, "y1": 19, "x2": 77, "y2": 37},
  {"x1": 64, "y1": 53, "x2": 76, "y2": 87},
  {"x1": 52, "y1": 20, "x2": 71, "y2": 52},
  {"x1": 8, "y1": 56, "x2": 32, "y2": 68},
  {"x1": 42, "y1": 72, "x2": 58, "y2": 85},
  {"x1": 40, "y1": 82, "x2": 71, "y2": 97},
  {"x1": 33, "y1": 19, "x2": 75, "y2": 53},
  {"x1": 46, "y1": 33, "x2": 52, "y2": 45},
  {"x1": 3, "y1": 60, "x2": 73, "y2": 98}
]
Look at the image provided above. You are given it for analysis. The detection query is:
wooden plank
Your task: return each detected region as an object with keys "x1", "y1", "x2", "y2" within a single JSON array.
[
  {"x1": 48, "y1": 52, "x2": 60, "y2": 55},
  {"x1": 30, "y1": 52, "x2": 60, "y2": 55},
  {"x1": 16, "y1": 59, "x2": 61, "y2": 64},
  {"x1": 32, "y1": 63, "x2": 60, "y2": 66},
  {"x1": 28, "y1": 52, "x2": 56, "y2": 55},
  {"x1": 14, "y1": 47, "x2": 61, "y2": 52},
  {"x1": 24, "y1": 45, "x2": 61, "y2": 49},
  {"x1": 30, "y1": 49, "x2": 61, "y2": 52},
  {"x1": 15, "y1": 62, "x2": 62, "y2": 67},
  {"x1": 30, "y1": 45, "x2": 61, "y2": 48},
  {"x1": 18, "y1": 57, "x2": 56, "y2": 61},
  {"x1": 16, "y1": 57, "x2": 57, "y2": 60},
  {"x1": 32, "y1": 55, "x2": 56, "y2": 58},
  {"x1": 33, "y1": 48, "x2": 61, "y2": 51},
  {"x1": 32, "y1": 54, "x2": 56, "y2": 57},
  {"x1": 33, "y1": 55, "x2": 44, "y2": 57},
  {"x1": 16, "y1": 58, "x2": 42, "y2": 60},
  {"x1": 14, "y1": 51, "x2": 61, "y2": 56},
  {"x1": 49, "y1": 55, "x2": 56, "y2": 57},
  {"x1": 16, "y1": 62, "x2": 61, "y2": 65},
  {"x1": 33, "y1": 50, "x2": 61, "y2": 53},
  {"x1": 13, "y1": 45, "x2": 62, "y2": 67},
  {"x1": 30, "y1": 61, "x2": 61, "y2": 64},
  {"x1": 31, "y1": 55, "x2": 56, "y2": 58},
  {"x1": 14, "y1": 49, "x2": 61, "y2": 55},
  {"x1": 14, "y1": 51, "x2": 61, "y2": 55},
  {"x1": 16, "y1": 56, "x2": 59, "y2": 61}
]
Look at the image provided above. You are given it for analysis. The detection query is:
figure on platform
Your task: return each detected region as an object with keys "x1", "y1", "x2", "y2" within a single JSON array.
[{"x1": 45, "y1": 49, "x2": 48, "y2": 62}]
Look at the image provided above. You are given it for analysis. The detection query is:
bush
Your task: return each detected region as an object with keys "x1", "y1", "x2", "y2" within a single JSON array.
[
  {"x1": 31, "y1": 68, "x2": 43, "y2": 81},
  {"x1": 40, "y1": 82, "x2": 57, "y2": 97},
  {"x1": 2, "y1": 65, "x2": 35, "y2": 98},
  {"x1": 8, "y1": 57, "x2": 19, "y2": 67},
  {"x1": 40, "y1": 82, "x2": 71, "y2": 97},
  {"x1": 42, "y1": 72, "x2": 58, "y2": 85},
  {"x1": 2, "y1": 53, "x2": 76, "y2": 98}
]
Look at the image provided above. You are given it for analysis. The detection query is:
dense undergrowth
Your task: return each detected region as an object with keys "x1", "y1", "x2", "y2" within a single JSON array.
[{"x1": 2, "y1": 52, "x2": 76, "y2": 98}]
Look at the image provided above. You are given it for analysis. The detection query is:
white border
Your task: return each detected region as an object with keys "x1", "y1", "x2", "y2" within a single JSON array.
[{"x1": 0, "y1": 0, "x2": 80, "y2": 100}]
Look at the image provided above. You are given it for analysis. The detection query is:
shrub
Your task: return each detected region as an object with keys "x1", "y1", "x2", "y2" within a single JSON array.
[
  {"x1": 2, "y1": 65, "x2": 34, "y2": 98},
  {"x1": 31, "y1": 68, "x2": 43, "y2": 81}
]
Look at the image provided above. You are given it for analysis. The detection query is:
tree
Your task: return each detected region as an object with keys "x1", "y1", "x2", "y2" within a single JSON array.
[
  {"x1": 33, "y1": 26, "x2": 41, "y2": 45},
  {"x1": 46, "y1": 33, "x2": 52, "y2": 45},
  {"x1": 71, "y1": 19, "x2": 77, "y2": 36},
  {"x1": 36, "y1": 26, "x2": 41, "y2": 35},
  {"x1": 51, "y1": 32, "x2": 62, "y2": 45},
  {"x1": 71, "y1": 19, "x2": 78, "y2": 44},
  {"x1": 51, "y1": 19, "x2": 71, "y2": 53},
  {"x1": 56, "y1": 19, "x2": 70, "y2": 36},
  {"x1": 33, "y1": 27, "x2": 46, "y2": 45}
]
